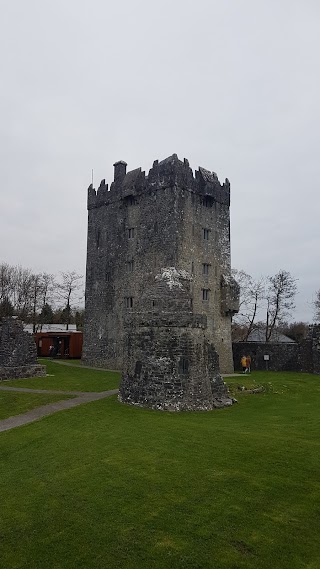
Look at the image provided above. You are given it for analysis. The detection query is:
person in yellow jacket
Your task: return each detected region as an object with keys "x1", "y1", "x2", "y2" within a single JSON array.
[{"x1": 241, "y1": 355, "x2": 247, "y2": 373}]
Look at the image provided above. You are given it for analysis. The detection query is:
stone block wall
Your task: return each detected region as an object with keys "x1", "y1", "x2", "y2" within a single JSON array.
[
  {"x1": 233, "y1": 342, "x2": 300, "y2": 372},
  {"x1": 233, "y1": 327, "x2": 320, "y2": 374},
  {"x1": 309, "y1": 324, "x2": 320, "y2": 374},
  {"x1": 119, "y1": 268, "x2": 234, "y2": 411},
  {"x1": 120, "y1": 324, "x2": 232, "y2": 411},
  {"x1": 83, "y1": 154, "x2": 239, "y2": 375},
  {"x1": 0, "y1": 318, "x2": 46, "y2": 380}
]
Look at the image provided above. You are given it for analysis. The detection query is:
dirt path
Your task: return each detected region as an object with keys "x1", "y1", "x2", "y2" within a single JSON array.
[
  {"x1": 49, "y1": 360, "x2": 120, "y2": 372},
  {"x1": 0, "y1": 387, "x2": 119, "y2": 433},
  {"x1": 49, "y1": 360, "x2": 242, "y2": 377}
]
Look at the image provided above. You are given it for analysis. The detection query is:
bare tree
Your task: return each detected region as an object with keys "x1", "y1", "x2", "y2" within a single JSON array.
[
  {"x1": 41, "y1": 273, "x2": 55, "y2": 307},
  {"x1": 280, "y1": 321, "x2": 309, "y2": 343},
  {"x1": 57, "y1": 271, "x2": 84, "y2": 330},
  {"x1": 314, "y1": 289, "x2": 320, "y2": 322},
  {"x1": 11, "y1": 266, "x2": 34, "y2": 320},
  {"x1": 0, "y1": 263, "x2": 15, "y2": 304},
  {"x1": 30, "y1": 273, "x2": 43, "y2": 332},
  {"x1": 39, "y1": 273, "x2": 55, "y2": 328},
  {"x1": 265, "y1": 270, "x2": 297, "y2": 342},
  {"x1": 0, "y1": 262, "x2": 84, "y2": 329},
  {"x1": 231, "y1": 269, "x2": 264, "y2": 340}
]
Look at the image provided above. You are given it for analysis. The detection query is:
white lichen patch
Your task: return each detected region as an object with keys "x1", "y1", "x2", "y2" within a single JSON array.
[
  {"x1": 221, "y1": 273, "x2": 234, "y2": 286},
  {"x1": 145, "y1": 355, "x2": 172, "y2": 369},
  {"x1": 155, "y1": 267, "x2": 192, "y2": 290}
]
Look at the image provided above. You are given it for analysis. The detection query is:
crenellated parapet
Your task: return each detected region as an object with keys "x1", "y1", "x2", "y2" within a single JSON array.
[{"x1": 87, "y1": 153, "x2": 231, "y2": 210}]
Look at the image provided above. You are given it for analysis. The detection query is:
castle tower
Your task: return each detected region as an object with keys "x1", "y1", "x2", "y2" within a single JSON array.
[{"x1": 83, "y1": 155, "x2": 239, "y2": 402}]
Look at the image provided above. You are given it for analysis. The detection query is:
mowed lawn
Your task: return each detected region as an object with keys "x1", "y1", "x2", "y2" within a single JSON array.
[
  {"x1": 5, "y1": 359, "x2": 121, "y2": 392},
  {"x1": 0, "y1": 391, "x2": 74, "y2": 420},
  {"x1": 0, "y1": 365, "x2": 319, "y2": 569}
]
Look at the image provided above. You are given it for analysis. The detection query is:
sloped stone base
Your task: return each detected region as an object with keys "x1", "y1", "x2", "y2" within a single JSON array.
[{"x1": 119, "y1": 326, "x2": 234, "y2": 412}]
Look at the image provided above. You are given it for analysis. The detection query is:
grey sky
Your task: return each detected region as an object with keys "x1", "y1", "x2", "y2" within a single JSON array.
[{"x1": 1, "y1": 0, "x2": 319, "y2": 321}]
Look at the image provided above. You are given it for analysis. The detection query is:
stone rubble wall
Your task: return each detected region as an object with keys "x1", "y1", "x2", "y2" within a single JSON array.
[
  {"x1": 120, "y1": 324, "x2": 233, "y2": 411},
  {"x1": 0, "y1": 318, "x2": 46, "y2": 380},
  {"x1": 119, "y1": 270, "x2": 234, "y2": 411},
  {"x1": 233, "y1": 326, "x2": 320, "y2": 374},
  {"x1": 0, "y1": 364, "x2": 46, "y2": 380}
]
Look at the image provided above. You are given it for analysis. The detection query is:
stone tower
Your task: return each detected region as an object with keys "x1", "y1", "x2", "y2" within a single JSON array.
[{"x1": 83, "y1": 154, "x2": 239, "y2": 408}]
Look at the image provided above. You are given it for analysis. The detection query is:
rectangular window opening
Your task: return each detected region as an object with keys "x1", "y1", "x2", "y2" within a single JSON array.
[
  {"x1": 202, "y1": 288, "x2": 209, "y2": 301},
  {"x1": 128, "y1": 227, "x2": 135, "y2": 239},
  {"x1": 203, "y1": 228, "x2": 210, "y2": 240},
  {"x1": 179, "y1": 357, "x2": 189, "y2": 374},
  {"x1": 125, "y1": 297, "x2": 134, "y2": 308},
  {"x1": 203, "y1": 263, "x2": 210, "y2": 276},
  {"x1": 202, "y1": 196, "x2": 214, "y2": 207},
  {"x1": 127, "y1": 260, "x2": 134, "y2": 272},
  {"x1": 124, "y1": 195, "x2": 136, "y2": 206}
]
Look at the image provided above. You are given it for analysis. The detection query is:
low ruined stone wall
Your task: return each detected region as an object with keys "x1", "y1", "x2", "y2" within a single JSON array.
[
  {"x1": 0, "y1": 317, "x2": 46, "y2": 380},
  {"x1": 233, "y1": 325, "x2": 320, "y2": 374},
  {"x1": 232, "y1": 339, "x2": 318, "y2": 373},
  {"x1": 0, "y1": 364, "x2": 46, "y2": 380},
  {"x1": 233, "y1": 342, "x2": 300, "y2": 372}
]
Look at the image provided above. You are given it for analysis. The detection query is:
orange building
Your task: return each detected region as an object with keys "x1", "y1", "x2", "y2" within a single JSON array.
[{"x1": 35, "y1": 331, "x2": 83, "y2": 358}]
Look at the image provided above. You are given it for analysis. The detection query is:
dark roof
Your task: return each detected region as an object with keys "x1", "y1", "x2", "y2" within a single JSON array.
[{"x1": 246, "y1": 329, "x2": 296, "y2": 343}]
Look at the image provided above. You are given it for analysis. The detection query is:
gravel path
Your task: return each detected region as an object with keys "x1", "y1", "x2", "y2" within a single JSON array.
[
  {"x1": 0, "y1": 361, "x2": 241, "y2": 434},
  {"x1": 50, "y1": 360, "x2": 120, "y2": 372},
  {"x1": 51, "y1": 361, "x2": 242, "y2": 377},
  {"x1": 0, "y1": 386, "x2": 119, "y2": 433}
]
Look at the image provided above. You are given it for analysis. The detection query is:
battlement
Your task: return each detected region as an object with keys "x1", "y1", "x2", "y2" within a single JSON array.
[{"x1": 87, "y1": 154, "x2": 230, "y2": 210}]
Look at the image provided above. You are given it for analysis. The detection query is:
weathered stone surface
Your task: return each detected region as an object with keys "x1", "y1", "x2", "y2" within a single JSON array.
[
  {"x1": 308, "y1": 324, "x2": 320, "y2": 374},
  {"x1": 233, "y1": 325, "x2": 320, "y2": 374},
  {"x1": 83, "y1": 154, "x2": 239, "y2": 372},
  {"x1": 83, "y1": 154, "x2": 239, "y2": 410},
  {"x1": 119, "y1": 272, "x2": 233, "y2": 410},
  {"x1": 0, "y1": 364, "x2": 46, "y2": 380},
  {"x1": 0, "y1": 318, "x2": 46, "y2": 380}
]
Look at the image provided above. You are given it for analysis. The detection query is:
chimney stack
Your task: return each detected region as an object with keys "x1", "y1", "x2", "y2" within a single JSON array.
[{"x1": 113, "y1": 160, "x2": 127, "y2": 184}]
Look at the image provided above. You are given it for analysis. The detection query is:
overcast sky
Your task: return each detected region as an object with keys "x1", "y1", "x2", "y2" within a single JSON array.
[{"x1": 1, "y1": 0, "x2": 319, "y2": 321}]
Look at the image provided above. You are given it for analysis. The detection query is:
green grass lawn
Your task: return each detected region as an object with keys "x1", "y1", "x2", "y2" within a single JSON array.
[
  {"x1": 60, "y1": 358, "x2": 82, "y2": 367},
  {"x1": 0, "y1": 391, "x2": 74, "y2": 420},
  {"x1": 59, "y1": 359, "x2": 86, "y2": 366},
  {"x1": 58, "y1": 359, "x2": 116, "y2": 369},
  {"x1": 0, "y1": 369, "x2": 319, "y2": 569},
  {"x1": 4, "y1": 359, "x2": 120, "y2": 392}
]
